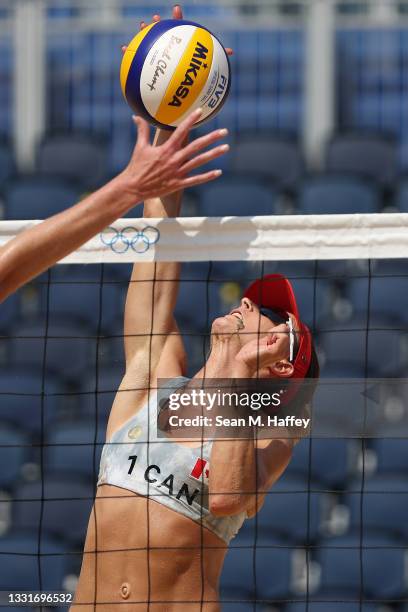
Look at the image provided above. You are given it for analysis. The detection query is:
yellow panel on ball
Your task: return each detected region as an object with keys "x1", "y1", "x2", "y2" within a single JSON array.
[{"x1": 154, "y1": 28, "x2": 214, "y2": 126}]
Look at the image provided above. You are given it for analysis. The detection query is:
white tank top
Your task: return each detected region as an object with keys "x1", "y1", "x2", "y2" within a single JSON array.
[{"x1": 97, "y1": 377, "x2": 246, "y2": 544}]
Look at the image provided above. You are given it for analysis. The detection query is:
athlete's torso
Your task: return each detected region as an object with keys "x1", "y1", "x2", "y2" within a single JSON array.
[
  {"x1": 97, "y1": 376, "x2": 246, "y2": 544},
  {"x1": 73, "y1": 377, "x2": 243, "y2": 611}
]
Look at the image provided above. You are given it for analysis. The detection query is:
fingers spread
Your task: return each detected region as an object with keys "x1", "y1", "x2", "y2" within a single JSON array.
[
  {"x1": 180, "y1": 144, "x2": 229, "y2": 175},
  {"x1": 166, "y1": 108, "x2": 203, "y2": 148},
  {"x1": 176, "y1": 128, "x2": 228, "y2": 162},
  {"x1": 178, "y1": 169, "x2": 222, "y2": 189}
]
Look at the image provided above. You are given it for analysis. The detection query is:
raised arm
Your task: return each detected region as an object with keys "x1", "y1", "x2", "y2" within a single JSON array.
[
  {"x1": 0, "y1": 108, "x2": 223, "y2": 304},
  {"x1": 123, "y1": 126, "x2": 229, "y2": 376}
]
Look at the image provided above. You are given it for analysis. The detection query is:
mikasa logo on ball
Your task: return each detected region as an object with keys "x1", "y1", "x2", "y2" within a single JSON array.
[{"x1": 168, "y1": 41, "x2": 209, "y2": 108}]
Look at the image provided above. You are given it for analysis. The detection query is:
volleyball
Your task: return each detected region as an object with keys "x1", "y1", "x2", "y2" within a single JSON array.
[{"x1": 120, "y1": 19, "x2": 231, "y2": 129}]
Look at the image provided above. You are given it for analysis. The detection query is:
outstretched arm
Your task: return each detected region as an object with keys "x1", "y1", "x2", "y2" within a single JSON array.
[{"x1": 0, "y1": 108, "x2": 223, "y2": 304}]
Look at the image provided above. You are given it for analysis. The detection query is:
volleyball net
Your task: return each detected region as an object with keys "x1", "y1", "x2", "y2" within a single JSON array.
[{"x1": 1, "y1": 213, "x2": 408, "y2": 610}]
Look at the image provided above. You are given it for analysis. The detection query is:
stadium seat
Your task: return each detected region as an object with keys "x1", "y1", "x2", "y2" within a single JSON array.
[
  {"x1": 287, "y1": 439, "x2": 354, "y2": 487},
  {"x1": 0, "y1": 423, "x2": 29, "y2": 488},
  {"x1": 44, "y1": 419, "x2": 105, "y2": 480},
  {"x1": 394, "y1": 178, "x2": 408, "y2": 212},
  {"x1": 297, "y1": 174, "x2": 380, "y2": 215},
  {"x1": 311, "y1": 377, "x2": 370, "y2": 437},
  {"x1": 199, "y1": 177, "x2": 278, "y2": 217},
  {"x1": 3, "y1": 175, "x2": 81, "y2": 220},
  {"x1": 373, "y1": 438, "x2": 408, "y2": 474},
  {"x1": 220, "y1": 537, "x2": 293, "y2": 599},
  {"x1": 221, "y1": 602, "x2": 259, "y2": 612},
  {"x1": 325, "y1": 133, "x2": 398, "y2": 189},
  {"x1": 78, "y1": 363, "x2": 124, "y2": 422},
  {"x1": 8, "y1": 317, "x2": 96, "y2": 383},
  {"x1": 0, "y1": 140, "x2": 15, "y2": 187},
  {"x1": 36, "y1": 132, "x2": 110, "y2": 189},
  {"x1": 345, "y1": 474, "x2": 408, "y2": 540},
  {"x1": 35, "y1": 268, "x2": 122, "y2": 332},
  {"x1": 0, "y1": 366, "x2": 64, "y2": 435},
  {"x1": 317, "y1": 534, "x2": 406, "y2": 598},
  {"x1": 175, "y1": 272, "x2": 225, "y2": 332},
  {"x1": 231, "y1": 136, "x2": 304, "y2": 189},
  {"x1": 286, "y1": 602, "x2": 381, "y2": 612},
  {"x1": 318, "y1": 313, "x2": 408, "y2": 376},
  {"x1": 282, "y1": 277, "x2": 333, "y2": 329},
  {"x1": 318, "y1": 361, "x2": 368, "y2": 379},
  {"x1": 13, "y1": 474, "x2": 94, "y2": 544},
  {"x1": 348, "y1": 276, "x2": 408, "y2": 323},
  {"x1": 0, "y1": 292, "x2": 20, "y2": 329},
  {"x1": 0, "y1": 530, "x2": 69, "y2": 590},
  {"x1": 245, "y1": 474, "x2": 324, "y2": 543}
]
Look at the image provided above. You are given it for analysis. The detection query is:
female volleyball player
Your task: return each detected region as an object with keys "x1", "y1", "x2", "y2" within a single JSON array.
[
  {"x1": 73, "y1": 6, "x2": 319, "y2": 611},
  {"x1": 0, "y1": 108, "x2": 227, "y2": 304}
]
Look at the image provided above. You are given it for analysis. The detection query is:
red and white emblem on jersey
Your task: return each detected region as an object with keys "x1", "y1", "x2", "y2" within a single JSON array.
[{"x1": 190, "y1": 458, "x2": 210, "y2": 483}]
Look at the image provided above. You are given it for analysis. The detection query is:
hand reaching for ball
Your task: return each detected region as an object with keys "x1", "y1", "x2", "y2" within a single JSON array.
[
  {"x1": 120, "y1": 4, "x2": 232, "y2": 201},
  {"x1": 122, "y1": 108, "x2": 229, "y2": 201}
]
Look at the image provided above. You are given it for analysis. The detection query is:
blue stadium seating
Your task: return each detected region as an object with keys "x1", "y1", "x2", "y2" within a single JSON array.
[
  {"x1": 0, "y1": 141, "x2": 14, "y2": 187},
  {"x1": 13, "y1": 474, "x2": 94, "y2": 544},
  {"x1": 325, "y1": 133, "x2": 398, "y2": 189},
  {"x1": 0, "y1": 366, "x2": 65, "y2": 435},
  {"x1": 4, "y1": 175, "x2": 81, "y2": 220},
  {"x1": 0, "y1": 292, "x2": 20, "y2": 329},
  {"x1": 0, "y1": 530, "x2": 69, "y2": 590},
  {"x1": 44, "y1": 419, "x2": 105, "y2": 480},
  {"x1": 348, "y1": 276, "x2": 408, "y2": 322},
  {"x1": 36, "y1": 132, "x2": 110, "y2": 189},
  {"x1": 318, "y1": 314, "x2": 408, "y2": 376},
  {"x1": 199, "y1": 177, "x2": 278, "y2": 217},
  {"x1": 286, "y1": 602, "x2": 382, "y2": 612},
  {"x1": 395, "y1": 178, "x2": 408, "y2": 211},
  {"x1": 0, "y1": 423, "x2": 29, "y2": 489},
  {"x1": 35, "y1": 270, "x2": 121, "y2": 332},
  {"x1": 78, "y1": 363, "x2": 124, "y2": 422},
  {"x1": 282, "y1": 277, "x2": 333, "y2": 329},
  {"x1": 241, "y1": 474, "x2": 323, "y2": 543},
  {"x1": 287, "y1": 439, "x2": 353, "y2": 487},
  {"x1": 312, "y1": 375, "x2": 372, "y2": 437},
  {"x1": 231, "y1": 137, "x2": 304, "y2": 189},
  {"x1": 317, "y1": 534, "x2": 406, "y2": 598},
  {"x1": 221, "y1": 537, "x2": 293, "y2": 600},
  {"x1": 345, "y1": 474, "x2": 408, "y2": 540},
  {"x1": 298, "y1": 175, "x2": 380, "y2": 215},
  {"x1": 8, "y1": 317, "x2": 96, "y2": 383},
  {"x1": 318, "y1": 362, "x2": 368, "y2": 379},
  {"x1": 175, "y1": 272, "x2": 222, "y2": 332},
  {"x1": 221, "y1": 603, "x2": 259, "y2": 612},
  {"x1": 373, "y1": 438, "x2": 408, "y2": 474}
]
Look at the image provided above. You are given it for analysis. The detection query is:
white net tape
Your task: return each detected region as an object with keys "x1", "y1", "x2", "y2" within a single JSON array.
[{"x1": 2, "y1": 213, "x2": 408, "y2": 263}]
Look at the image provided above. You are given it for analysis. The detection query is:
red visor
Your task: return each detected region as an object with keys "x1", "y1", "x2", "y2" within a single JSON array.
[{"x1": 243, "y1": 274, "x2": 313, "y2": 379}]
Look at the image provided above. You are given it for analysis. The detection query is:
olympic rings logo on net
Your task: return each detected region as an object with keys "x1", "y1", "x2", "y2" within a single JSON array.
[{"x1": 100, "y1": 226, "x2": 160, "y2": 254}]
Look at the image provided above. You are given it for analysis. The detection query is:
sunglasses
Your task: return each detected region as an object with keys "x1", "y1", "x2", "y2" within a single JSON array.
[{"x1": 259, "y1": 306, "x2": 297, "y2": 362}]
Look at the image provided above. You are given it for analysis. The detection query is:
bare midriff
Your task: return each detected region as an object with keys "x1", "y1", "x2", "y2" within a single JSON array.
[{"x1": 71, "y1": 484, "x2": 228, "y2": 612}]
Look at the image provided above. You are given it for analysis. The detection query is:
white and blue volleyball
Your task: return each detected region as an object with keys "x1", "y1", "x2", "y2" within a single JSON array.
[{"x1": 120, "y1": 19, "x2": 231, "y2": 129}]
